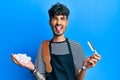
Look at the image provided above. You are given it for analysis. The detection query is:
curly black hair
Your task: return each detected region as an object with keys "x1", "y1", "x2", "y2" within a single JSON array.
[{"x1": 48, "y1": 2, "x2": 70, "y2": 20}]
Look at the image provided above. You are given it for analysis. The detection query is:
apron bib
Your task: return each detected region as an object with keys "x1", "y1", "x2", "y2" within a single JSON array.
[{"x1": 46, "y1": 39, "x2": 76, "y2": 80}]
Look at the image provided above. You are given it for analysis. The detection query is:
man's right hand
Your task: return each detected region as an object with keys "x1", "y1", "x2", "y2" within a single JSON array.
[{"x1": 11, "y1": 54, "x2": 35, "y2": 71}]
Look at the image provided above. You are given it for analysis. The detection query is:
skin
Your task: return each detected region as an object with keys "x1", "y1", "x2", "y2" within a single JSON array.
[
  {"x1": 49, "y1": 15, "x2": 68, "y2": 42},
  {"x1": 11, "y1": 15, "x2": 101, "y2": 80}
]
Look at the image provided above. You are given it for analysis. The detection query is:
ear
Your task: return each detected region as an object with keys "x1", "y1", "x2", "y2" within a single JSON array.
[
  {"x1": 67, "y1": 20, "x2": 68, "y2": 24},
  {"x1": 66, "y1": 20, "x2": 68, "y2": 26}
]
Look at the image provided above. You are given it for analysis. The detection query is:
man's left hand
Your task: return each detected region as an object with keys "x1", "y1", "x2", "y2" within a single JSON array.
[{"x1": 83, "y1": 53, "x2": 101, "y2": 69}]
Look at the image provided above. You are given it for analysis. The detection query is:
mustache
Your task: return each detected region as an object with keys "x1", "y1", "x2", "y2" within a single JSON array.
[{"x1": 55, "y1": 24, "x2": 63, "y2": 27}]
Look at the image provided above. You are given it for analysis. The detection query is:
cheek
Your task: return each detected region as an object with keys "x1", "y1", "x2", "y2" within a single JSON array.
[
  {"x1": 51, "y1": 21, "x2": 56, "y2": 26},
  {"x1": 50, "y1": 23, "x2": 55, "y2": 30},
  {"x1": 63, "y1": 22, "x2": 68, "y2": 27}
]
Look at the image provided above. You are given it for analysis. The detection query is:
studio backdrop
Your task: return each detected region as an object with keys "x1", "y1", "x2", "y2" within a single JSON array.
[{"x1": 0, "y1": 0, "x2": 120, "y2": 80}]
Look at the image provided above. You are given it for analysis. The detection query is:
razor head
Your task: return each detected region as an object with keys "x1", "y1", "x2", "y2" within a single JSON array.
[{"x1": 87, "y1": 41, "x2": 95, "y2": 52}]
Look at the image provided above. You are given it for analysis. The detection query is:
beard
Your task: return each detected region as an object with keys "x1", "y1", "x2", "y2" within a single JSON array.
[
  {"x1": 53, "y1": 30, "x2": 65, "y2": 36},
  {"x1": 54, "y1": 24, "x2": 66, "y2": 36},
  {"x1": 50, "y1": 23, "x2": 67, "y2": 37}
]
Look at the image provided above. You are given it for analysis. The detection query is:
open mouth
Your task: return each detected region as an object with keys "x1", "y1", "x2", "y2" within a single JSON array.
[{"x1": 55, "y1": 25, "x2": 63, "y2": 32}]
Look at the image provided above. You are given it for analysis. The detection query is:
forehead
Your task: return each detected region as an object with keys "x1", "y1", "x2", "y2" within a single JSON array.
[{"x1": 52, "y1": 15, "x2": 67, "y2": 18}]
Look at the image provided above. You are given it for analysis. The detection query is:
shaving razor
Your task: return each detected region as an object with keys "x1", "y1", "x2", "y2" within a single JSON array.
[{"x1": 87, "y1": 41, "x2": 98, "y2": 54}]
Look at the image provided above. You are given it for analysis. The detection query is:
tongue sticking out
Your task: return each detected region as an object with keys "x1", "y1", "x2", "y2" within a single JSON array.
[{"x1": 56, "y1": 26, "x2": 62, "y2": 32}]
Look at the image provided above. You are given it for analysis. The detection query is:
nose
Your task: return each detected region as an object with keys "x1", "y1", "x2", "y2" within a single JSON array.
[{"x1": 56, "y1": 19, "x2": 61, "y2": 25}]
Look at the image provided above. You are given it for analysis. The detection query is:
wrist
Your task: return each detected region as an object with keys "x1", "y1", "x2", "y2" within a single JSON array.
[
  {"x1": 28, "y1": 64, "x2": 35, "y2": 71},
  {"x1": 30, "y1": 67, "x2": 37, "y2": 74},
  {"x1": 82, "y1": 65, "x2": 87, "y2": 70}
]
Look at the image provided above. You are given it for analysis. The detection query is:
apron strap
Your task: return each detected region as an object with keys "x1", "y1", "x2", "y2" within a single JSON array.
[{"x1": 42, "y1": 40, "x2": 52, "y2": 73}]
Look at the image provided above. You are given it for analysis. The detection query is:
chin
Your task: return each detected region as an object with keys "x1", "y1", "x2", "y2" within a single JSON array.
[{"x1": 54, "y1": 32, "x2": 64, "y2": 36}]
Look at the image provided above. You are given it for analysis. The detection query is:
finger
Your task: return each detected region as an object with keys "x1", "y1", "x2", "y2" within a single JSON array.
[
  {"x1": 89, "y1": 60, "x2": 94, "y2": 65},
  {"x1": 11, "y1": 54, "x2": 20, "y2": 64},
  {"x1": 11, "y1": 54, "x2": 18, "y2": 64},
  {"x1": 11, "y1": 54, "x2": 25, "y2": 67},
  {"x1": 91, "y1": 58, "x2": 98, "y2": 63},
  {"x1": 89, "y1": 60, "x2": 96, "y2": 67},
  {"x1": 94, "y1": 53, "x2": 101, "y2": 59},
  {"x1": 93, "y1": 55, "x2": 101, "y2": 61}
]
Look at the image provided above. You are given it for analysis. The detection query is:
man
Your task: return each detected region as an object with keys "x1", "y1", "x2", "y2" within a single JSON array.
[{"x1": 12, "y1": 2, "x2": 101, "y2": 80}]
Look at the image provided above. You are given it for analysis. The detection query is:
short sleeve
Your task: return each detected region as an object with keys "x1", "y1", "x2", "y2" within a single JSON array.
[
  {"x1": 35, "y1": 46, "x2": 45, "y2": 73},
  {"x1": 69, "y1": 40, "x2": 85, "y2": 71}
]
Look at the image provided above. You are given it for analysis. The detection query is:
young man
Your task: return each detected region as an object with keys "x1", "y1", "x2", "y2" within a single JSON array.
[{"x1": 12, "y1": 3, "x2": 101, "y2": 80}]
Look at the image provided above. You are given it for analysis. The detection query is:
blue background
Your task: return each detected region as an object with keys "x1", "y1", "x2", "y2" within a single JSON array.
[{"x1": 0, "y1": 0, "x2": 120, "y2": 80}]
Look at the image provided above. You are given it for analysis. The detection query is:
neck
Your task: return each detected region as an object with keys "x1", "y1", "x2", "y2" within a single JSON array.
[{"x1": 52, "y1": 35, "x2": 66, "y2": 42}]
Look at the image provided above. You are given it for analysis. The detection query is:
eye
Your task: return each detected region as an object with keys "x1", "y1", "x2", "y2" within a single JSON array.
[
  {"x1": 61, "y1": 17, "x2": 66, "y2": 20},
  {"x1": 51, "y1": 17, "x2": 57, "y2": 20}
]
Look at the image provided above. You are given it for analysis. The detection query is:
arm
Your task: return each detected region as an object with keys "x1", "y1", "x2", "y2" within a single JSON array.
[
  {"x1": 11, "y1": 54, "x2": 46, "y2": 80},
  {"x1": 32, "y1": 70, "x2": 46, "y2": 80},
  {"x1": 76, "y1": 53, "x2": 101, "y2": 80},
  {"x1": 76, "y1": 69, "x2": 86, "y2": 80}
]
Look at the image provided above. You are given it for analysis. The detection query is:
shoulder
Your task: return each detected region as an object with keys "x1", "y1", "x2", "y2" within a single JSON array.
[
  {"x1": 68, "y1": 39, "x2": 82, "y2": 47},
  {"x1": 68, "y1": 39, "x2": 84, "y2": 55},
  {"x1": 68, "y1": 39, "x2": 85, "y2": 70}
]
